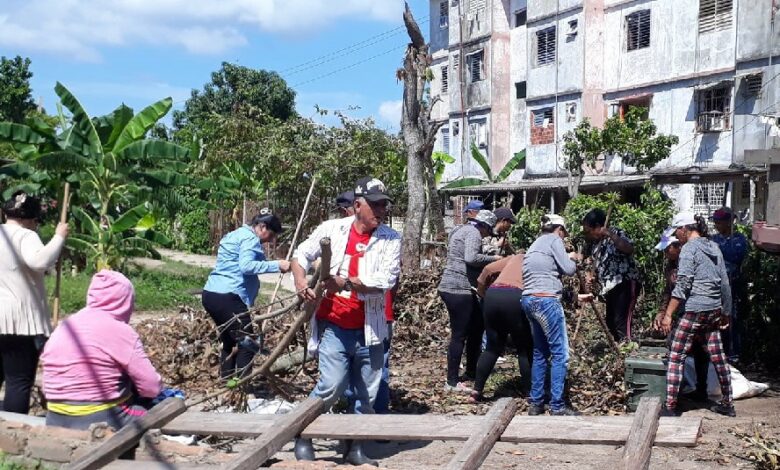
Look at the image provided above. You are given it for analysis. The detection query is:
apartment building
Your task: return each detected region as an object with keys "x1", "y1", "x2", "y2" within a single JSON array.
[{"x1": 430, "y1": 0, "x2": 780, "y2": 219}]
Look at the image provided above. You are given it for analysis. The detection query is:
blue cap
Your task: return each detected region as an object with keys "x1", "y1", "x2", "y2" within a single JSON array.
[{"x1": 463, "y1": 200, "x2": 484, "y2": 213}]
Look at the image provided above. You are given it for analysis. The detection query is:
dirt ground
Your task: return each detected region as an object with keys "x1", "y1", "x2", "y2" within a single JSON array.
[{"x1": 254, "y1": 352, "x2": 780, "y2": 469}]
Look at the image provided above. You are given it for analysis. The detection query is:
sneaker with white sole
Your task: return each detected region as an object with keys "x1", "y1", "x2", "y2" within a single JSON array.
[{"x1": 444, "y1": 382, "x2": 474, "y2": 394}]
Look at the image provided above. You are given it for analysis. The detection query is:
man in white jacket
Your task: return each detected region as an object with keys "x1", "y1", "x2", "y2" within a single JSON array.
[{"x1": 291, "y1": 177, "x2": 401, "y2": 466}]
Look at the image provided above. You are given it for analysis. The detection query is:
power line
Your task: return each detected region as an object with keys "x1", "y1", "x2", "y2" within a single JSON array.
[
  {"x1": 281, "y1": 16, "x2": 430, "y2": 76},
  {"x1": 291, "y1": 45, "x2": 406, "y2": 88}
]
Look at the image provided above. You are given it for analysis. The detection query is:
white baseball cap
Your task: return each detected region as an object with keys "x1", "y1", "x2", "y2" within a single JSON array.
[
  {"x1": 655, "y1": 227, "x2": 680, "y2": 250},
  {"x1": 543, "y1": 213, "x2": 567, "y2": 231},
  {"x1": 671, "y1": 211, "x2": 696, "y2": 228}
]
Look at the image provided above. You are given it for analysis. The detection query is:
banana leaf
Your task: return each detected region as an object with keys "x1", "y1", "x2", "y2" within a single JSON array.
[
  {"x1": 111, "y1": 204, "x2": 149, "y2": 233},
  {"x1": 72, "y1": 207, "x2": 101, "y2": 236},
  {"x1": 495, "y1": 149, "x2": 526, "y2": 182},
  {"x1": 441, "y1": 177, "x2": 487, "y2": 189},
  {"x1": 55, "y1": 82, "x2": 101, "y2": 158},
  {"x1": 0, "y1": 123, "x2": 47, "y2": 145},
  {"x1": 116, "y1": 139, "x2": 189, "y2": 162},
  {"x1": 470, "y1": 143, "x2": 493, "y2": 181},
  {"x1": 113, "y1": 98, "x2": 172, "y2": 153}
]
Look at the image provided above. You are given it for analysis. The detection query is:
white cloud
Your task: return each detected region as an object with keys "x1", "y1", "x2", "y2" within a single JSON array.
[
  {"x1": 0, "y1": 0, "x2": 403, "y2": 61},
  {"x1": 377, "y1": 100, "x2": 402, "y2": 129}
]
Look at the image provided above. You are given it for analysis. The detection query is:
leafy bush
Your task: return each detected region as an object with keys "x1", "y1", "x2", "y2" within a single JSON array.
[
  {"x1": 508, "y1": 206, "x2": 546, "y2": 251},
  {"x1": 563, "y1": 185, "x2": 675, "y2": 324},
  {"x1": 177, "y1": 207, "x2": 212, "y2": 254}
]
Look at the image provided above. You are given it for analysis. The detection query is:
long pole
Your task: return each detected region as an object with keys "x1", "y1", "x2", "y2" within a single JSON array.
[
  {"x1": 52, "y1": 182, "x2": 71, "y2": 326},
  {"x1": 263, "y1": 176, "x2": 317, "y2": 319}
]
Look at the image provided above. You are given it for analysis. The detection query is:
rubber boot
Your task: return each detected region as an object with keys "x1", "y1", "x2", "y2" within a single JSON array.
[
  {"x1": 344, "y1": 440, "x2": 378, "y2": 467},
  {"x1": 294, "y1": 438, "x2": 315, "y2": 461}
]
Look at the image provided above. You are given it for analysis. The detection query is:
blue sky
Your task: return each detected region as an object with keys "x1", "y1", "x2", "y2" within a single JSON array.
[{"x1": 0, "y1": 0, "x2": 431, "y2": 132}]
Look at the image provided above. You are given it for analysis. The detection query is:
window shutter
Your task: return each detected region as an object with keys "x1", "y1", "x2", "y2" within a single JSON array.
[
  {"x1": 441, "y1": 66, "x2": 449, "y2": 93},
  {"x1": 699, "y1": 0, "x2": 733, "y2": 33},
  {"x1": 626, "y1": 10, "x2": 651, "y2": 51},
  {"x1": 536, "y1": 27, "x2": 556, "y2": 66}
]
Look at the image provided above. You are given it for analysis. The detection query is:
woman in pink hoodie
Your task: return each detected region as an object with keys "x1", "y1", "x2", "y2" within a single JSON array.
[{"x1": 41, "y1": 270, "x2": 162, "y2": 430}]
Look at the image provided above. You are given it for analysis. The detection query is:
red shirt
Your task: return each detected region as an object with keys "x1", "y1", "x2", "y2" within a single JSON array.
[
  {"x1": 317, "y1": 225, "x2": 372, "y2": 329},
  {"x1": 385, "y1": 290, "x2": 394, "y2": 322}
]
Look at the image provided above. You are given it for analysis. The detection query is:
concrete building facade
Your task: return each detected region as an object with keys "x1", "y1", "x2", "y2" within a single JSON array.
[{"x1": 429, "y1": 0, "x2": 780, "y2": 219}]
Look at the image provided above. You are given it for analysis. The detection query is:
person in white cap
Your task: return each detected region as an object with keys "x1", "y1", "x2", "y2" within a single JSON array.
[
  {"x1": 521, "y1": 214, "x2": 581, "y2": 416},
  {"x1": 655, "y1": 212, "x2": 734, "y2": 417},
  {"x1": 654, "y1": 228, "x2": 710, "y2": 403},
  {"x1": 438, "y1": 209, "x2": 501, "y2": 393}
]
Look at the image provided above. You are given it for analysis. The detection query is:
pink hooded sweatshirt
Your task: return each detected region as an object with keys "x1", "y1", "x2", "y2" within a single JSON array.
[{"x1": 42, "y1": 270, "x2": 162, "y2": 402}]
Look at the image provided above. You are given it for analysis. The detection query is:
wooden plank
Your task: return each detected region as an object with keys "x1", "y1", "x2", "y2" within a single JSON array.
[
  {"x1": 621, "y1": 397, "x2": 661, "y2": 470},
  {"x1": 64, "y1": 398, "x2": 187, "y2": 470},
  {"x1": 161, "y1": 412, "x2": 701, "y2": 447},
  {"x1": 502, "y1": 416, "x2": 701, "y2": 447},
  {"x1": 444, "y1": 398, "x2": 517, "y2": 470},
  {"x1": 163, "y1": 412, "x2": 276, "y2": 438},
  {"x1": 300, "y1": 414, "x2": 484, "y2": 441},
  {"x1": 103, "y1": 461, "x2": 218, "y2": 470},
  {"x1": 223, "y1": 397, "x2": 325, "y2": 470}
]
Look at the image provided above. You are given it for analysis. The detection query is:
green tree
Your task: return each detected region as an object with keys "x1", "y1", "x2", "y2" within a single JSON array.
[
  {"x1": 0, "y1": 83, "x2": 192, "y2": 269},
  {"x1": 172, "y1": 62, "x2": 297, "y2": 133},
  {"x1": 0, "y1": 56, "x2": 35, "y2": 123},
  {"x1": 562, "y1": 107, "x2": 679, "y2": 197},
  {"x1": 442, "y1": 143, "x2": 526, "y2": 188}
]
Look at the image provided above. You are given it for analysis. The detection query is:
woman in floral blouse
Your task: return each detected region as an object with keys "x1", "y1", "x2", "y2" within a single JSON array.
[{"x1": 582, "y1": 208, "x2": 641, "y2": 342}]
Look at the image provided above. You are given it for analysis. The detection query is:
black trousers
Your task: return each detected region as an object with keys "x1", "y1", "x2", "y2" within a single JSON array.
[
  {"x1": 474, "y1": 287, "x2": 533, "y2": 395},
  {"x1": 202, "y1": 291, "x2": 256, "y2": 379},
  {"x1": 439, "y1": 291, "x2": 484, "y2": 385},
  {"x1": 0, "y1": 334, "x2": 41, "y2": 414},
  {"x1": 605, "y1": 279, "x2": 639, "y2": 342}
]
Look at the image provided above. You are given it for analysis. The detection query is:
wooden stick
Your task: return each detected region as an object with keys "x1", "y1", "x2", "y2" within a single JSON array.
[
  {"x1": 52, "y1": 182, "x2": 70, "y2": 326},
  {"x1": 223, "y1": 397, "x2": 325, "y2": 470},
  {"x1": 444, "y1": 398, "x2": 518, "y2": 470},
  {"x1": 621, "y1": 396, "x2": 661, "y2": 470},
  {"x1": 64, "y1": 397, "x2": 186, "y2": 470},
  {"x1": 262, "y1": 175, "x2": 317, "y2": 319},
  {"x1": 587, "y1": 301, "x2": 620, "y2": 354}
]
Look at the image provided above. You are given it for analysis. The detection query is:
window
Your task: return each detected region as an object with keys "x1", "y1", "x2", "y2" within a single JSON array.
[
  {"x1": 536, "y1": 27, "x2": 556, "y2": 66},
  {"x1": 626, "y1": 10, "x2": 651, "y2": 51},
  {"x1": 693, "y1": 183, "x2": 727, "y2": 225},
  {"x1": 515, "y1": 9, "x2": 527, "y2": 27},
  {"x1": 452, "y1": 54, "x2": 459, "y2": 71},
  {"x1": 743, "y1": 73, "x2": 763, "y2": 97},
  {"x1": 533, "y1": 108, "x2": 554, "y2": 128},
  {"x1": 467, "y1": 50, "x2": 485, "y2": 83},
  {"x1": 515, "y1": 81, "x2": 527, "y2": 99},
  {"x1": 470, "y1": 0, "x2": 486, "y2": 14},
  {"x1": 441, "y1": 66, "x2": 449, "y2": 93},
  {"x1": 442, "y1": 128, "x2": 451, "y2": 154},
  {"x1": 618, "y1": 95, "x2": 652, "y2": 120},
  {"x1": 699, "y1": 0, "x2": 733, "y2": 33},
  {"x1": 697, "y1": 85, "x2": 731, "y2": 132},
  {"x1": 469, "y1": 120, "x2": 487, "y2": 148},
  {"x1": 439, "y1": 1, "x2": 449, "y2": 28}
]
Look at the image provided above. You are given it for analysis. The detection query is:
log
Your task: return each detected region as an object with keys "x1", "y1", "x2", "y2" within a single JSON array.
[
  {"x1": 222, "y1": 397, "x2": 325, "y2": 470},
  {"x1": 269, "y1": 348, "x2": 315, "y2": 373},
  {"x1": 64, "y1": 397, "x2": 186, "y2": 470},
  {"x1": 444, "y1": 398, "x2": 517, "y2": 470},
  {"x1": 621, "y1": 396, "x2": 662, "y2": 470}
]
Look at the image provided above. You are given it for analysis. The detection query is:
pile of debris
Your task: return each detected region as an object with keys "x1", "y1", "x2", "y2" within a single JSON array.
[{"x1": 135, "y1": 266, "x2": 629, "y2": 415}]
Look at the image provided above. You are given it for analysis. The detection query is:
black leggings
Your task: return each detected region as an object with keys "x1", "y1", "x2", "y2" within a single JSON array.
[
  {"x1": 439, "y1": 291, "x2": 484, "y2": 385},
  {"x1": 0, "y1": 334, "x2": 41, "y2": 414},
  {"x1": 605, "y1": 279, "x2": 639, "y2": 342},
  {"x1": 474, "y1": 288, "x2": 533, "y2": 394},
  {"x1": 202, "y1": 290, "x2": 256, "y2": 379}
]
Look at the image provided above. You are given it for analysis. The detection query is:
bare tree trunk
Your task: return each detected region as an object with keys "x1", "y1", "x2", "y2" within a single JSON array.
[
  {"x1": 567, "y1": 171, "x2": 584, "y2": 198},
  {"x1": 400, "y1": 3, "x2": 445, "y2": 272},
  {"x1": 424, "y1": 156, "x2": 446, "y2": 239}
]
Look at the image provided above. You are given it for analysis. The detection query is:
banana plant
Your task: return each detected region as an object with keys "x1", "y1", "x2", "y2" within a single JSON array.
[
  {"x1": 0, "y1": 82, "x2": 193, "y2": 269},
  {"x1": 441, "y1": 143, "x2": 526, "y2": 189}
]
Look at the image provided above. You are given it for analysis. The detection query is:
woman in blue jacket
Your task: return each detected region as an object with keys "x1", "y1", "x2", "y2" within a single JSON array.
[{"x1": 202, "y1": 211, "x2": 290, "y2": 379}]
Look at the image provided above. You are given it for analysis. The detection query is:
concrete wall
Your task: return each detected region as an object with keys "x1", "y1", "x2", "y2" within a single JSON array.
[
  {"x1": 491, "y1": 0, "x2": 514, "y2": 173},
  {"x1": 734, "y1": 62, "x2": 780, "y2": 160},
  {"x1": 528, "y1": 0, "x2": 583, "y2": 21},
  {"x1": 737, "y1": 0, "x2": 780, "y2": 62},
  {"x1": 525, "y1": 95, "x2": 582, "y2": 175},
  {"x1": 527, "y1": 9, "x2": 585, "y2": 99},
  {"x1": 509, "y1": 0, "x2": 529, "y2": 182}
]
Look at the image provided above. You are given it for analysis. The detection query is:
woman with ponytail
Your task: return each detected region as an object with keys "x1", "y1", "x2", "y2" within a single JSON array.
[{"x1": 654, "y1": 212, "x2": 735, "y2": 417}]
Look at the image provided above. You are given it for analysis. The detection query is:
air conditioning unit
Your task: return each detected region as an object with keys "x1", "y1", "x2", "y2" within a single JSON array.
[{"x1": 697, "y1": 111, "x2": 726, "y2": 132}]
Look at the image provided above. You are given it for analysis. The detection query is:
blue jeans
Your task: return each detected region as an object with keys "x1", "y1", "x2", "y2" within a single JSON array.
[
  {"x1": 522, "y1": 296, "x2": 570, "y2": 411},
  {"x1": 310, "y1": 322, "x2": 384, "y2": 414},
  {"x1": 347, "y1": 322, "x2": 392, "y2": 413}
]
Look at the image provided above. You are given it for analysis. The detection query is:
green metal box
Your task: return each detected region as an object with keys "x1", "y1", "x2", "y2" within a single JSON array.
[{"x1": 625, "y1": 346, "x2": 667, "y2": 411}]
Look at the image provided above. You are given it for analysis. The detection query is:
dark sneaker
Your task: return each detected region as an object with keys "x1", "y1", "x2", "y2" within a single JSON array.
[
  {"x1": 710, "y1": 403, "x2": 736, "y2": 417},
  {"x1": 527, "y1": 403, "x2": 545, "y2": 416},
  {"x1": 551, "y1": 406, "x2": 580, "y2": 416},
  {"x1": 660, "y1": 406, "x2": 680, "y2": 417}
]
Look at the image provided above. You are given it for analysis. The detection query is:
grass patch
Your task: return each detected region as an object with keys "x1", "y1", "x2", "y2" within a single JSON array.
[
  {"x1": 46, "y1": 259, "x2": 210, "y2": 314},
  {"x1": 0, "y1": 453, "x2": 51, "y2": 470}
]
